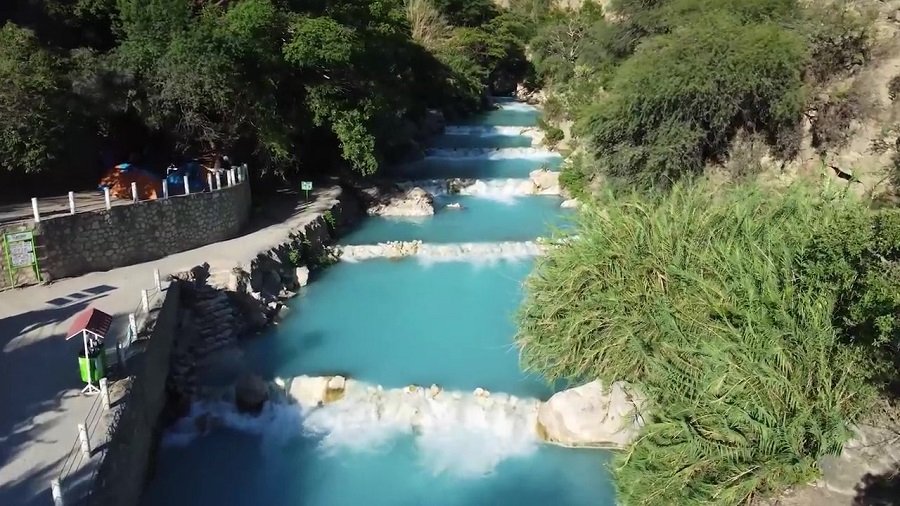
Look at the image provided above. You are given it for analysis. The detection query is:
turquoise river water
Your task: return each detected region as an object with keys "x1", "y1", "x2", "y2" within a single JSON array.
[{"x1": 142, "y1": 100, "x2": 616, "y2": 506}]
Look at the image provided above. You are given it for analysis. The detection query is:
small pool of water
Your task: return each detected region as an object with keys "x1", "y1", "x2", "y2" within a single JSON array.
[
  {"x1": 143, "y1": 425, "x2": 615, "y2": 506},
  {"x1": 341, "y1": 196, "x2": 571, "y2": 245},
  {"x1": 246, "y1": 259, "x2": 551, "y2": 398}
]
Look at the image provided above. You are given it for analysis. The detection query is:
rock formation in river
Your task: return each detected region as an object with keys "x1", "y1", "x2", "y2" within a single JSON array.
[
  {"x1": 367, "y1": 187, "x2": 435, "y2": 217},
  {"x1": 528, "y1": 169, "x2": 561, "y2": 196},
  {"x1": 235, "y1": 373, "x2": 269, "y2": 415},
  {"x1": 536, "y1": 380, "x2": 645, "y2": 449}
]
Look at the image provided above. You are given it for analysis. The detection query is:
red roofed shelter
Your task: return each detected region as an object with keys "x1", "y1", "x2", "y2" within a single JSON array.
[{"x1": 66, "y1": 307, "x2": 112, "y2": 394}]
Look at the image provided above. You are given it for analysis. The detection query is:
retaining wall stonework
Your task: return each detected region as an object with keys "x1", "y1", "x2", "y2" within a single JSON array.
[
  {"x1": 89, "y1": 281, "x2": 182, "y2": 506},
  {"x1": 34, "y1": 183, "x2": 251, "y2": 281}
]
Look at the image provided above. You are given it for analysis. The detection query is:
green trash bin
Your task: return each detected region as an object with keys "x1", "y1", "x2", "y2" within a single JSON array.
[{"x1": 78, "y1": 348, "x2": 106, "y2": 384}]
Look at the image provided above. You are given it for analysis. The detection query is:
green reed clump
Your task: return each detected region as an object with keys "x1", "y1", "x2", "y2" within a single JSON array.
[{"x1": 517, "y1": 181, "x2": 876, "y2": 505}]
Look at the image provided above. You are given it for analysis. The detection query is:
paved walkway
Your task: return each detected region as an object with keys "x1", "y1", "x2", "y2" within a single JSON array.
[{"x1": 0, "y1": 186, "x2": 343, "y2": 506}]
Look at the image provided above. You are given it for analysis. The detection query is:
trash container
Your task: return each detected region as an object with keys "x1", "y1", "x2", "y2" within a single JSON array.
[{"x1": 78, "y1": 348, "x2": 106, "y2": 383}]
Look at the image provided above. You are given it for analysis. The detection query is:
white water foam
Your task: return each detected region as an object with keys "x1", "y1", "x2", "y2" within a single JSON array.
[
  {"x1": 398, "y1": 178, "x2": 553, "y2": 202},
  {"x1": 297, "y1": 379, "x2": 542, "y2": 477},
  {"x1": 424, "y1": 147, "x2": 560, "y2": 160},
  {"x1": 336, "y1": 241, "x2": 546, "y2": 263},
  {"x1": 162, "y1": 380, "x2": 542, "y2": 478},
  {"x1": 495, "y1": 101, "x2": 539, "y2": 113},
  {"x1": 443, "y1": 125, "x2": 531, "y2": 136}
]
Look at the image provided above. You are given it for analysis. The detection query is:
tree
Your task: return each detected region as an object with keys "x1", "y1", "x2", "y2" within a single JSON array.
[{"x1": 0, "y1": 23, "x2": 71, "y2": 174}]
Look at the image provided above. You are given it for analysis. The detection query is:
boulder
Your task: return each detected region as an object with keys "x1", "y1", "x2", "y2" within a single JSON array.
[
  {"x1": 446, "y1": 202, "x2": 462, "y2": 210},
  {"x1": 295, "y1": 266, "x2": 310, "y2": 287},
  {"x1": 235, "y1": 373, "x2": 269, "y2": 415},
  {"x1": 288, "y1": 375, "x2": 330, "y2": 408},
  {"x1": 326, "y1": 375, "x2": 347, "y2": 402},
  {"x1": 561, "y1": 198, "x2": 580, "y2": 209},
  {"x1": 367, "y1": 187, "x2": 435, "y2": 217},
  {"x1": 529, "y1": 169, "x2": 561, "y2": 195},
  {"x1": 537, "y1": 380, "x2": 645, "y2": 449},
  {"x1": 448, "y1": 178, "x2": 476, "y2": 194}
]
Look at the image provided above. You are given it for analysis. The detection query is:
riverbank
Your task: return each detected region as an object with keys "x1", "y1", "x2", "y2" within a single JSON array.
[{"x1": 0, "y1": 184, "x2": 359, "y2": 506}]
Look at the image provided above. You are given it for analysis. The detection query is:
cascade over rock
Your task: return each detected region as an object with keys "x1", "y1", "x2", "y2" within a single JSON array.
[
  {"x1": 335, "y1": 241, "x2": 546, "y2": 262},
  {"x1": 367, "y1": 187, "x2": 435, "y2": 217},
  {"x1": 537, "y1": 380, "x2": 645, "y2": 449}
]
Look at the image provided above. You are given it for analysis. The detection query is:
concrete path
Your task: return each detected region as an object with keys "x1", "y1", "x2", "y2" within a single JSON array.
[{"x1": 0, "y1": 186, "x2": 343, "y2": 506}]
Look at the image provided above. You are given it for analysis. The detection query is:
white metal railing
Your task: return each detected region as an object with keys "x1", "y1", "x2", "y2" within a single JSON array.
[
  {"x1": 51, "y1": 268, "x2": 173, "y2": 506},
  {"x1": 29, "y1": 164, "x2": 248, "y2": 224}
]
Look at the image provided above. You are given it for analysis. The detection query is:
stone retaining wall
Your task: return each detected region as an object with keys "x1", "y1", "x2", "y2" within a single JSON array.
[
  {"x1": 89, "y1": 281, "x2": 183, "y2": 506},
  {"x1": 33, "y1": 183, "x2": 251, "y2": 282}
]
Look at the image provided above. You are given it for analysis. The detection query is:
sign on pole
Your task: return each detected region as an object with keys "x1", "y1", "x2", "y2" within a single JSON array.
[
  {"x1": 301, "y1": 181, "x2": 312, "y2": 200},
  {"x1": 4, "y1": 230, "x2": 41, "y2": 286}
]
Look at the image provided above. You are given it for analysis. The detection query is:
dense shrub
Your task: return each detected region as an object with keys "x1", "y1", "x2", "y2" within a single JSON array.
[
  {"x1": 517, "y1": 181, "x2": 877, "y2": 505},
  {"x1": 557, "y1": 152, "x2": 590, "y2": 197},
  {"x1": 530, "y1": 0, "x2": 876, "y2": 190},
  {"x1": 579, "y1": 14, "x2": 806, "y2": 187},
  {"x1": 538, "y1": 118, "x2": 563, "y2": 146},
  {"x1": 810, "y1": 86, "x2": 863, "y2": 153}
]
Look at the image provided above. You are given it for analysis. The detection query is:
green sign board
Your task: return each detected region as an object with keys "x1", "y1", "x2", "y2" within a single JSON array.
[
  {"x1": 4, "y1": 230, "x2": 41, "y2": 286},
  {"x1": 301, "y1": 181, "x2": 313, "y2": 199}
]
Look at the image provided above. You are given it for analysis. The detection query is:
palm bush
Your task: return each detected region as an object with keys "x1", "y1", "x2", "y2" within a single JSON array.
[{"x1": 517, "y1": 181, "x2": 876, "y2": 505}]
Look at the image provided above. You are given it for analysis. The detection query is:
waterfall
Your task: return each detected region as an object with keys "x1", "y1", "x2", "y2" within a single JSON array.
[
  {"x1": 335, "y1": 241, "x2": 547, "y2": 263},
  {"x1": 424, "y1": 147, "x2": 561, "y2": 161},
  {"x1": 300, "y1": 381, "x2": 541, "y2": 477},
  {"x1": 162, "y1": 378, "x2": 543, "y2": 478},
  {"x1": 396, "y1": 178, "x2": 559, "y2": 201},
  {"x1": 443, "y1": 125, "x2": 533, "y2": 136}
]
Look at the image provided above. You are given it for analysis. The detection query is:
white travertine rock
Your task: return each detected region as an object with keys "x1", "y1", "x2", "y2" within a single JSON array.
[{"x1": 537, "y1": 380, "x2": 645, "y2": 449}]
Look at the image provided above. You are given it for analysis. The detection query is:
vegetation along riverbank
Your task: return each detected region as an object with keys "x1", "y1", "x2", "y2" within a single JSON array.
[{"x1": 518, "y1": 0, "x2": 900, "y2": 505}]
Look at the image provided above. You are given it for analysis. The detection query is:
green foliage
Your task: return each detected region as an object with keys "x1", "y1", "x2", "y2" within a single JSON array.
[
  {"x1": 0, "y1": 23, "x2": 76, "y2": 174},
  {"x1": 1, "y1": 0, "x2": 531, "y2": 185},
  {"x1": 531, "y1": 0, "x2": 875, "y2": 189},
  {"x1": 800, "y1": 208, "x2": 900, "y2": 373},
  {"x1": 432, "y1": 0, "x2": 498, "y2": 27},
  {"x1": 538, "y1": 119, "x2": 563, "y2": 147},
  {"x1": 580, "y1": 14, "x2": 807, "y2": 187},
  {"x1": 323, "y1": 210, "x2": 337, "y2": 230},
  {"x1": 557, "y1": 153, "x2": 590, "y2": 197},
  {"x1": 517, "y1": 181, "x2": 877, "y2": 505}
]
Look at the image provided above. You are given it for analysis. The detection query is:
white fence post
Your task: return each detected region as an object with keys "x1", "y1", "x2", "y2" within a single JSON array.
[
  {"x1": 77, "y1": 424, "x2": 91, "y2": 457},
  {"x1": 215, "y1": 172, "x2": 222, "y2": 190},
  {"x1": 50, "y1": 479, "x2": 64, "y2": 506},
  {"x1": 31, "y1": 198, "x2": 40, "y2": 222},
  {"x1": 183, "y1": 175, "x2": 190, "y2": 195},
  {"x1": 207, "y1": 173, "x2": 213, "y2": 192},
  {"x1": 229, "y1": 169, "x2": 236, "y2": 186},
  {"x1": 128, "y1": 313, "x2": 137, "y2": 342},
  {"x1": 103, "y1": 187, "x2": 111, "y2": 210},
  {"x1": 99, "y1": 378, "x2": 111, "y2": 410},
  {"x1": 131, "y1": 182, "x2": 138, "y2": 203},
  {"x1": 141, "y1": 289, "x2": 150, "y2": 313},
  {"x1": 68, "y1": 192, "x2": 76, "y2": 215},
  {"x1": 162, "y1": 180, "x2": 169, "y2": 199},
  {"x1": 154, "y1": 269, "x2": 162, "y2": 291}
]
